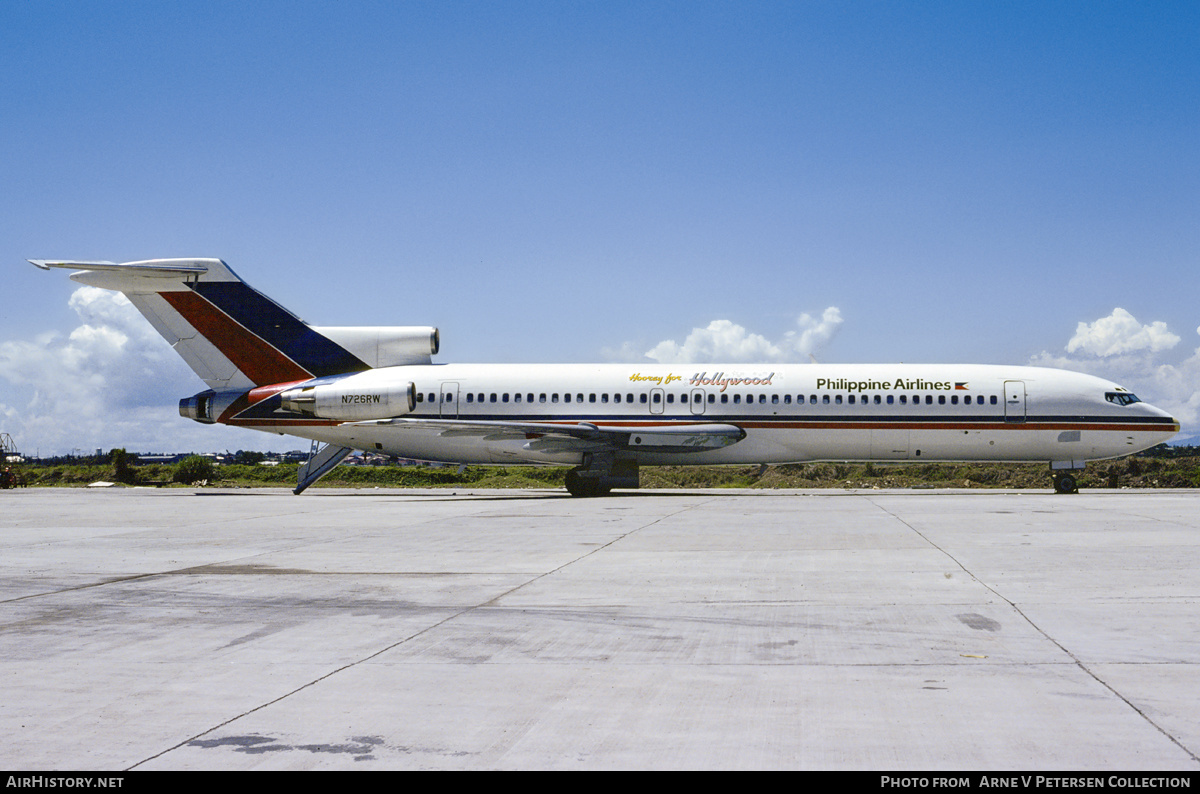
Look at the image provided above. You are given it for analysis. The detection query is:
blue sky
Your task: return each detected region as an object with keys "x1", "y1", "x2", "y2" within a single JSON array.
[{"x1": 2, "y1": 1, "x2": 1197, "y2": 454}]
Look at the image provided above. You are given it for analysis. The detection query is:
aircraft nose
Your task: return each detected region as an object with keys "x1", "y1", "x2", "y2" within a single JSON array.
[{"x1": 1144, "y1": 401, "x2": 1181, "y2": 435}]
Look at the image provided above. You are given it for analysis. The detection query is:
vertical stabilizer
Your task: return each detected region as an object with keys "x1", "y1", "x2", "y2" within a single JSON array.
[{"x1": 29, "y1": 259, "x2": 371, "y2": 389}]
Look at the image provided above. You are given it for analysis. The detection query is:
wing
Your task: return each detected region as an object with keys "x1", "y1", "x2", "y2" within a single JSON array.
[{"x1": 347, "y1": 418, "x2": 746, "y2": 454}]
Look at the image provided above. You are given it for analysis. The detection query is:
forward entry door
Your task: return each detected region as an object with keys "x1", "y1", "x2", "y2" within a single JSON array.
[{"x1": 1003, "y1": 380, "x2": 1026, "y2": 423}]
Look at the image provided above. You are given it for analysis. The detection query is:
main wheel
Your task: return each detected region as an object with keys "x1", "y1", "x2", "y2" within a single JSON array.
[
  {"x1": 1054, "y1": 473, "x2": 1078, "y2": 494},
  {"x1": 565, "y1": 470, "x2": 609, "y2": 497},
  {"x1": 565, "y1": 470, "x2": 586, "y2": 497}
]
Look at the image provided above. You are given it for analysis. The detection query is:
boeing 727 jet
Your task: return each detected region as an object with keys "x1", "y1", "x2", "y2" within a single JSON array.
[{"x1": 31, "y1": 258, "x2": 1179, "y2": 495}]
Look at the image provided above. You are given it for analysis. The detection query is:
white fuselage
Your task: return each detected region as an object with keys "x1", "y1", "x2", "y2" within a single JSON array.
[{"x1": 225, "y1": 363, "x2": 1179, "y2": 467}]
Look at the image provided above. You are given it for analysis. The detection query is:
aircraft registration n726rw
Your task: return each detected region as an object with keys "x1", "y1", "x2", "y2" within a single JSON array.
[{"x1": 32, "y1": 258, "x2": 1179, "y2": 495}]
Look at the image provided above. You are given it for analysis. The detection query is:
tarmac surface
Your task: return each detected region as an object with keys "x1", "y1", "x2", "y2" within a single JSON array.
[{"x1": 1, "y1": 486, "x2": 1198, "y2": 770}]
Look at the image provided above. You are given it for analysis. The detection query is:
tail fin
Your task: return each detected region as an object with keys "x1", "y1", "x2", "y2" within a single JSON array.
[{"x1": 30, "y1": 259, "x2": 373, "y2": 390}]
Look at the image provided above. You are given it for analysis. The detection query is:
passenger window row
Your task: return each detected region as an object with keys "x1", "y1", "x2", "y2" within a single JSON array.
[
  {"x1": 420, "y1": 392, "x2": 646, "y2": 404},
  {"x1": 456, "y1": 392, "x2": 646, "y2": 404},
  {"x1": 416, "y1": 391, "x2": 999, "y2": 407},
  {"x1": 716, "y1": 394, "x2": 997, "y2": 406}
]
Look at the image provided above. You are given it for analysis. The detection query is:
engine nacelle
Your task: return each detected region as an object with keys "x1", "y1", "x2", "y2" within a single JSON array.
[
  {"x1": 279, "y1": 380, "x2": 416, "y2": 421},
  {"x1": 311, "y1": 326, "x2": 440, "y2": 367},
  {"x1": 179, "y1": 390, "x2": 217, "y2": 424}
]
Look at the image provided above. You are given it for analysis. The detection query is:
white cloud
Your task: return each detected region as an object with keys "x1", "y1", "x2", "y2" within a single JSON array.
[
  {"x1": 645, "y1": 319, "x2": 782, "y2": 364},
  {"x1": 1066, "y1": 308, "x2": 1180, "y2": 357},
  {"x1": 0, "y1": 287, "x2": 294, "y2": 456},
  {"x1": 2, "y1": 288, "x2": 181, "y2": 409},
  {"x1": 637, "y1": 308, "x2": 843, "y2": 364},
  {"x1": 783, "y1": 307, "x2": 843, "y2": 358},
  {"x1": 1031, "y1": 311, "x2": 1200, "y2": 435}
]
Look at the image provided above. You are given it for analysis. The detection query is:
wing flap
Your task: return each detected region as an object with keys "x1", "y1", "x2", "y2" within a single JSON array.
[
  {"x1": 350, "y1": 418, "x2": 745, "y2": 454},
  {"x1": 625, "y1": 425, "x2": 745, "y2": 450}
]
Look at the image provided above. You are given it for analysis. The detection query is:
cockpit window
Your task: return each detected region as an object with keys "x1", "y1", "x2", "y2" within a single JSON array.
[{"x1": 1105, "y1": 392, "x2": 1141, "y2": 406}]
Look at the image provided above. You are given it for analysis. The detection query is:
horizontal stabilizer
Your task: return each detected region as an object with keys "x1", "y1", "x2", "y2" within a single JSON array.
[{"x1": 29, "y1": 259, "x2": 210, "y2": 277}]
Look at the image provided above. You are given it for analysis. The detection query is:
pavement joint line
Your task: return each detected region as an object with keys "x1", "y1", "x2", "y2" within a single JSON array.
[
  {"x1": 865, "y1": 494, "x2": 1200, "y2": 766},
  {"x1": 126, "y1": 495, "x2": 714, "y2": 769},
  {"x1": 1, "y1": 573, "x2": 161, "y2": 604}
]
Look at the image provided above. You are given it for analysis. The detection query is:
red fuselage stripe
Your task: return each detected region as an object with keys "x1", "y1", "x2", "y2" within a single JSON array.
[{"x1": 221, "y1": 417, "x2": 1177, "y2": 433}]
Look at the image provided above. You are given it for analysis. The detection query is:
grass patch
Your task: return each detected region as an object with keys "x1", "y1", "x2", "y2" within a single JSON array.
[{"x1": 8, "y1": 457, "x2": 1200, "y2": 490}]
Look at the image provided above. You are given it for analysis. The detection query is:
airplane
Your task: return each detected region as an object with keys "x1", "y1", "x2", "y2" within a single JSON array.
[{"x1": 31, "y1": 258, "x2": 1180, "y2": 496}]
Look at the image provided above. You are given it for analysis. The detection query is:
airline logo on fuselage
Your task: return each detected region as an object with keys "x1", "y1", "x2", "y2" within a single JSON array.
[{"x1": 816, "y1": 378, "x2": 956, "y2": 391}]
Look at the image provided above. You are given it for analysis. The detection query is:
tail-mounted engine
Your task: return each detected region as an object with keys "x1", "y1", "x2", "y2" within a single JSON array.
[
  {"x1": 310, "y1": 326, "x2": 439, "y2": 367},
  {"x1": 179, "y1": 390, "x2": 217, "y2": 424},
  {"x1": 278, "y1": 380, "x2": 416, "y2": 421}
]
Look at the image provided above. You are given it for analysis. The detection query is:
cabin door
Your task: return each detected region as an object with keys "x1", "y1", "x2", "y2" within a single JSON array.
[
  {"x1": 1003, "y1": 380, "x2": 1026, "y2": 423},
  {"x1": 649, "y1": 388, "x2": 664, "y2": 415}
]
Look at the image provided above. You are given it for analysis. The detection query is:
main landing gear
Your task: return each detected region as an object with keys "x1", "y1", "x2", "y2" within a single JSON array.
[
  {"x1": 565, "y1": 455, "x2": 639, "y2": 497},
  {"x1": 565, "y1": 469, "x2": 609, "y2": 497},
  {"x1": 1052, "y1": 471, "x2": 1080, "y2": 494}
]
